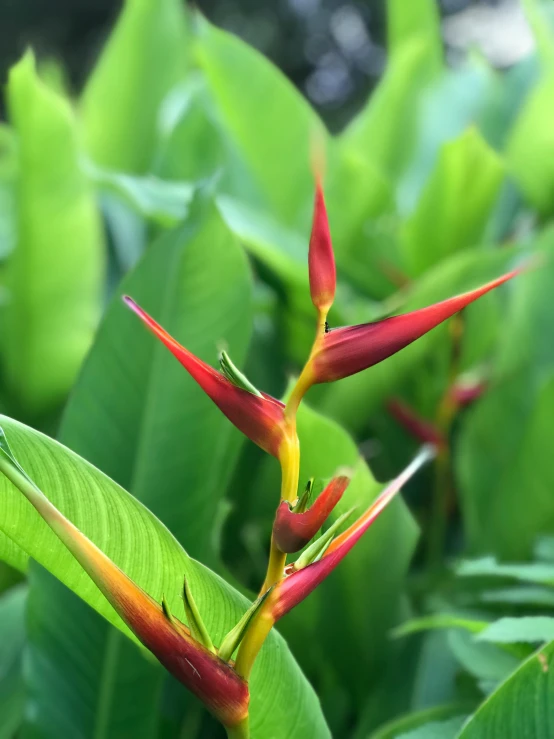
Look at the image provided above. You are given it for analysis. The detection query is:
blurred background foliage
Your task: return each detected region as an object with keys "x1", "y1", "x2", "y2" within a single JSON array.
[{"x1": 1, "y1": 0, "x2": 554, "y2": 737}]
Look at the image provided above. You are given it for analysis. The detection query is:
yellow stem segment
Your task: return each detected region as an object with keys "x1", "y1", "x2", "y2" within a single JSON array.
[{"x1": 226, "y1": 716, "x2": 250, "y2": 739}]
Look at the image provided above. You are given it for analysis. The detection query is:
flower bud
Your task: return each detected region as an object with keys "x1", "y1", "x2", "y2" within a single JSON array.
[
  {"x1": 308, "y1": 176, "x2": 336, "y2": 313},
  {"x1": 273, "y1": 475, "x2": 350, "y2": 553}
]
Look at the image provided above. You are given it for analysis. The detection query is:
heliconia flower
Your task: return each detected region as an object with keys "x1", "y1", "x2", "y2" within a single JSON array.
[
  {"x1": 269, "y1": 446, "x2": 434, "y2": 621},
  {"x1": 308, "y1": 173, "x2": 336, "y2": 314},
  {"x1": 272, "y1": 475, "x2": 351, "y2": 553},
  {"x1": 311, "y1": 268, "x2": 521, "y2": 383},
  {"x1": 387, "y1": 398, "x2": 445, "y2": 449},
  {"x1": 0, "y1": 430, "x2": 249, "y2": 730},
  {"x1": 123, "y1": 297, "x2": 286, "y2": 458},
  {"x1": 448, "y1": 377, "x2": 487, "y2": 407}
]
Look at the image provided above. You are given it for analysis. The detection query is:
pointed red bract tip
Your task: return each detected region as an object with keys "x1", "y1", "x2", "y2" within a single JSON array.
[
  {"x1": 273, "y1": 475, "x2": 350, "y2": 553},
  {"x1": 387, "y1": 398, "x2": 445, "y2": 449},
  {"x1": 123, "y1": 296, "x2": 286, "y2": 457},
  {"x1": 311, "y1": 268, "x2": 521, "y2": 383},
  {"x1": 269, "y1": 447, "x2": 434, "y2": 621},
  {"x1": 308, "y1": 179, "x2": 336, "y2": 312}
]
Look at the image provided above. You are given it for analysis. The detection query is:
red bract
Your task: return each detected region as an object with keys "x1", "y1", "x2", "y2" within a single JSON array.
[
  {"x1": 449, "y1": 378, "x2": 487, "y2": 407},
  {"x1": 311, "y1": 269, "x2": 521, "y2": 383},
  {"x1": 123, "y1": 297, "x2": 286, "y2": 458},
  {"x1": 387, "y1": 398, "x2": 445, "y2": 449},
  {"x1": 270, "y1": 447, "x2": 434, "y2": 620},
  {"x1": 308, "y1": 177, "x2": 336, "y2": 313},
  {"x1": 273, "y1": 475, "x2": 350, "y2": 553},
  {"x1": 0, "y1": 434, "x2": 249, "y2": 729}
]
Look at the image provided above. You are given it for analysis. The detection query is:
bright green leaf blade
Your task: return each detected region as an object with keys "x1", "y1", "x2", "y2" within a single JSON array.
[
  {"x1": 5, "y1": 52, "x2": 104, "y2": 414},
  {"x1": 508, "y1": 73, "x2": 554, "y2": 215},
  {"x1": 387, "y1": 0, "x2": 442, "y2": 78},
  {"x1": 393, "y1": 614, "x2": 489, "y2": 639},
  {"x1": 81, "y1": 0, "x2": 190, "y2": 172},
  {"x1": 458, "y1": 641, "x2": 554, "y2": 738},
  {"x1": 457, "y1": 557, "x2": 554, "y2": 587},
  {"x1": 476, "y1": 617, "x2": 554, "y2": 645},
  {"x1": 402, "y1": 128, "x2": 504, "y2": 276},
  {"x1": 397, "y1": 715, "x2": 467, "y2": 739},
  {"x1": 341, "y1": 39, "x2": 437, "y2": 180},
  {"x1": 196, "y1": 16, "x2": 324, "y2": 227},
  {"x1": 0, "y1": 418, "x2": 329, "y2": 737}
]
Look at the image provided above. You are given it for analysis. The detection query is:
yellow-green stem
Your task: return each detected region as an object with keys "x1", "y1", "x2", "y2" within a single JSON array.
[
  {"x1": 260, "y1": 426, "x2": 299, "y2": 593},
  {"x1": 226, "y1": 716, "x2": 250, "y2": 739},
  {"x1": 234, "y1": 609, "x2": 275, "y2": 680}
]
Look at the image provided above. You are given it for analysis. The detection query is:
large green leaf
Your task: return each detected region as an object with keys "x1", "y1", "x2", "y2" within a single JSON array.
[
  {"x1": 402, "y1": 129, "x2": 504, "y2": 276},
  {"x1": 457, "y1": 234, "x2": 554, "y2": 558},
  {"x1": 342, "y1": 0, "x2": 442, "y2": 180},
  {"x1": 81, "y1": 0, "x2": 190, "y2": 172},
  {"x1": 458, "y1": 640, "x2": 554, "y2": 738},
  {"x1": 250, "y1": 398, "x2": 418, "y2": 718},
  {"x1": 22, "y1": 203, "x2": 254, "y2": 737},
  {"x1": 196, "y1": 17, "x2": 323, "y2": 228},
  {"x1": 508, "y1": 72, "x2": 554, "y2": 215},
  {"x1": 4, "y1": 53, "x2": 104, "y2": 415},
  {"x1": 0, "y1": 415, "x2": 330, "y2": 738}
]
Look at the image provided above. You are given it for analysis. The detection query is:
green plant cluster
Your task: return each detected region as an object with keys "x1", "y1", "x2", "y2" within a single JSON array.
[{"x1": 1, "y1": 0, "x2": 554, "y2": 737}]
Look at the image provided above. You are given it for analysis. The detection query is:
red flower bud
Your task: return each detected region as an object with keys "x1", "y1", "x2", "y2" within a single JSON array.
[
  {"x1": 273, "y1": 475, "x2": 350, "y2": 553},
  {"x1": 308, "y1": 177, "x2": 336, "y2": 313},
  {"x1": 269, "y1": 447, "x2": 434, "y2": 621},
  {"x1": 124, "y1": 297, "x2": 286, "y2": 457},
  {"x1": 311, "y1": 269, "x2": 520, "y2": 383},
  {"x1": 387, "y1": 398, "x2": 445, "y2": 449},
  {"x1": 449, "y1": 378, "x2": 487, "y2": 407}
]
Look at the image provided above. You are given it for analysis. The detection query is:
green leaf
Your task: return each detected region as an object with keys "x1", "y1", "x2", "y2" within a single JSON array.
[
  {"x1": 508, "y1": 72, "x2": 554, "y2": 215},
  {"x1": 397, "y1": 715, "x2": 468, "y2": 739},
  {"x1": 402, "y1": 128, "x2": 504, "y2": 276},
  {"x1": 458, "y1": 640, "x2": 554, "y2": 738},
  {"x1": 457, "y1": 557, "x2": 554, "y2": 586},
  {"x1": 447, "y1": 630, "x2": 521, "y2": 691},
  {"x1": 0, "y1": 585, "x2": 26, "y2": 739},
  {"x1": 476, "y1": 617, "x2": 554, "y2": 645},
  {"x1": 0, "y1": 415, "x2": 330, "y2": 738},
  {"x1": 87, "y1": 163, "x2": 194, "y2": 227},
  {"x1": 5, "y1": 52, "x2": 104, "y2": 414},
  {"x1": 341, "y1": 39, "x2": 438, "y2": 180},
  {"x1": 81, "y1": 0, "x2": 190, "y2": 172},
  {"x1": 22, "y1": 203, "x2": 254, "y2": 736},
  {"x1": 387, "y1": 0, "x2": 442, "y2": 78},
  {"x1": 370, "y1": 705, "x2": 470, "y2": 739},
  {"x1": 196, "y1": 17, "x2": 323, "y2": 227},
  {"x1": 393, "y1": 614, "x2": 489, "y2": 639},
  {"x1": 253, "y1": 398, "x2": 418, "y2": 709}
]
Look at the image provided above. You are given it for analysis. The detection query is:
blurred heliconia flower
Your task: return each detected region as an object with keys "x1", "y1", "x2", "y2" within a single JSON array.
[
  {"x1": 273, "y1": 475, "x2": 350, "y2": 553},
  {"x1": 308, "y1": 174, "x2": 336, "y2": 314},
  {"x1": 387, "y1": 398, "x2": 445, "y2": 449},
  {"x1": 269, "y1": 446, "x2": 434, "y2": 620},
  {"x1": 311, "y1": 269, "x2": 521, "y2": 383},
  {"x1": 0, "y1": 430, "x2": 249, "y2": 730},
  {"x1": 123, "y1": 297, "x2": 286, "y2": 457},
  {"x1": 449, "y1": 377, "x2": 488, "y2": 407}
]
